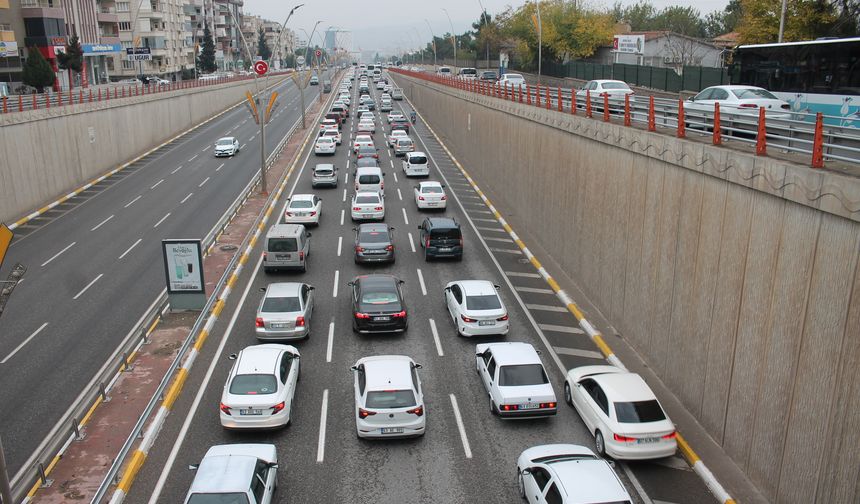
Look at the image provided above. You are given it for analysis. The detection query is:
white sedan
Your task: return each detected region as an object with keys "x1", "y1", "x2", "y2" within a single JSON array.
[
  {"x1": 219, "y1": 344, "x2": 300, "y2": 429},
  {"x1": 283, "y1": 194, "x2": 321, "y2": 226},
  {"x1": 414, "y1": 181, "x2": 447, "y2": 210},
  {"x1": 444, "y1": 280, "x2": 508, "y2": 336},
  {"x1": 314, "y1": 136, "x2": 336, "y2": 155},
  {"x1": 185, "y1": 444, "x2": 278, "y2": 503},
  {"x1": 321, "y1": 128, "x2": 342, "y2": 145},
  {"x1": 357, "y1": 120, "x2": 376, "y2": 135},
  {"x1": 214, "y1": 137, "x2": 240, "y2": 157},
  {"x1": 686, "y1": 85, "x2": 791, "y2": 119},
  {"x1": 575, "y1": 79, "x2": 635, "y2": 106},
  {"x1": 351, "y1": 191, "x2": 384, "y2": 221},
  {"x1": 387, "y1": 112, "x2": 405, "y2": 124},
  {"x1": 476, "y1": 342, "x2": 557, "y2": 418},
  {"x1": 387, "y1": 129, "x2": 409, "y2": 147},
  {"x1": 352, "y1": 355, "x2": 426, "y2": 438},
  {"x1": 353, "y1": 134, "x2": 374, "y2": 153},
  {"x1": 516, "y1": 444, "x2": 633, "y2": 503},
  {"x1": 564, "y1": 365, "x2": 677, "y2": 460}
]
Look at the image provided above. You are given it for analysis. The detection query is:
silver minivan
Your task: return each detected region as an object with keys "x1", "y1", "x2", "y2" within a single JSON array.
[
  {"x1": 263, "y1": 224, "x2": 311, "y2": 273},
  {"x1": 354, "y1": 166, "x2": 384, "y2": 196}
]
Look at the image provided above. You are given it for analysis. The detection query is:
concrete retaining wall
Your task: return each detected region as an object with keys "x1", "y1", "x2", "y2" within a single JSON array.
[
  {"x1": 0, "y1": 77, "x2": 286, "y2": 224},
  {"x1": 394, "y1": 74, "x2": 860, "y2": 504}
]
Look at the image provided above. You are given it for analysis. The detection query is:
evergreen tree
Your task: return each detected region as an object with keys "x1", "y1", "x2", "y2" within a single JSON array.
[
  {"x1": 57, "y1": 35, "x2": 84, "y2": 73},
  {"x1": 199, "y1": 23, "x2": 217, "y2": 73},
  {"x1": 257, "y1": 27, "x2": 271, "y2": 61},
  {"x1": 22, "y1": 47, "x2": 55, "y2": 93}
]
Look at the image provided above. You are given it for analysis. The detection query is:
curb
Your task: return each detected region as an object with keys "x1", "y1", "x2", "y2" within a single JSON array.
[{"x1": 403, "y1": 85, "x2": 738, "y2": 504}]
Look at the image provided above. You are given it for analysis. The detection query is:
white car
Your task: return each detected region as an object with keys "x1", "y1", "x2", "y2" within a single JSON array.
[
  {"x1": 444, "y1": 280, "x2": 508, "y2": 335},
  {"x1": 184, "y1": 444, "x2": 278, "y2": 503},
  {"x1": 402, "y1": 152, "x2": 429, "y2": 177},
  {"x1": 394, "y1": 137, "x2": 414, "y2": 157},
  {"x1": 357, "y1": 120, "x2": 376, "y2": 134},
  {"x1": 321, "y1": 128, "x2": 342, "y2": 145},
  {"x1": 353, "y1": 134, "x2": 374, "y2": 153},
  {"x1": 214, "y1": 137, "x2": 240, "y2": 157},
  {"x1": 284, "y1": 194, "x2": 321, "y2": 226},
  {"x1": 351, "y1": 191, "x2": 385, "y2": 221},
  {"x1": 686, "y1": 85, "x2": 791, "y2": 119},
  {"x1": 387, "y1": 129, "x2": 409, "y2": 147},
  {"x1": 319, "y1": 118, "x2": 338, "y2": 132},
  {"x1": 564, "y1": 365, "x2": 677, "y2": 460},
  {"x1": 516, "y1": 444, "x2": 633, "y2": 504},
  {"x1": 339, "y1": 95, "x2": 351, "y2": 106},
  {"x1": 314, "y1": 136, "x2": 336, "y2": 155},
  {"x1": 476, "y1": 342, "x2": 557, "y2": 418},
  {"x1": 387, "y1": 111, "x2": 405, "y2": 124},
  {"x1": 414, "y1": 181, "x2": 447, "y2": 210},
  {"x1": 219, "y1": 344, "x2": 300, "y2": 429},
  {"x1": 358, "y1": 111, "x2": 376, "y2": 123},
  {"x1": 499, "y1": 73, "x2": 526, "y2": 88},
  {"x1": 575, "y1": 79, "x2": 635, "y2": 108},
  {"x1": 352, "y1": 355, "x2": 426, "y2": 438},
  {"x1": 376, "y1": 81, "x2": 385, "y2": 90}
]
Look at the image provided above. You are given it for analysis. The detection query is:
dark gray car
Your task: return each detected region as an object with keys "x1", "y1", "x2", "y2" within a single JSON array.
[{"x1": 354, "y1": 223, "x2": 395, "y2": 264}]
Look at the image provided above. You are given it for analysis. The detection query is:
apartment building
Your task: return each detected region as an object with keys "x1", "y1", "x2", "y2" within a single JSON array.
[
  {"x1": 241, "y1": 13, "x2": 293, "y2": 69},
  {"x1": 111, "y1": 0, "x2": 194, "y2": 81},
  {"x1": 0, "y1": 0, "x2": 25, "y2": 93}
]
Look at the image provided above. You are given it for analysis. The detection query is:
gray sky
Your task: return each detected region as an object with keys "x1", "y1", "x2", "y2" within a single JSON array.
[{"x1": 244, "y1": 0, "x2": 730, "y2": 54}]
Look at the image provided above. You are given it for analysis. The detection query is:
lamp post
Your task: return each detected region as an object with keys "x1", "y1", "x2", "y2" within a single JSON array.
[
  {"x1": 477, "y1": 0, "x2": 490, "y2": 70},
  {"x1": 441, "y1": 8, "x2": 456, "y2": 70},
  {"x1": 424, "y1": 19, "x2": 437, "y2": 71},
  {"x1": 534, "y1": 0, "x2": 542, "y2": 84},
  {"x1": 411, "y1": 27, "x2": 425, "y2": 65}
]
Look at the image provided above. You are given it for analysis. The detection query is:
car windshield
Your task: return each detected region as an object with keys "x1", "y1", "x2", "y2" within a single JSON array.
[
  {"x1": 216, "y1": 139, "x2": 233, "y2": 146},
  {"x1": 359, "y1": 230, "x2": 389, "y2": 243},
  {"x1": 262, "y1": 296, "x2": 301, "y2": 312},
  {"x1": 360, "y1": 289, "x2": 398, "y2": 304},
  {"x1": 290, "y1": 200, "x2": 314, "y2": 209},
  {"x1": 614, "y1": 400, "x2": 667, "y2": 423},
  {"x1": 732, "y1": 88, "x2": 779, "y2": 100},
  {"x1": 229, "y1": 374, "x2": 277, "y2": 395},
  {"x1": 498, "y1": 364, "x2": 549, "y2": 386},
  {"x1": 356, "y1": 195, "x2": 379, "y2": 204},
  {"x1": 603, "y1": 82, "x2": 631, "y2": 90},
  {"x1": 187, "y1": 494, "x2": 250, "y2": 504},
  {"x1": 267, "y1": 238, "x2": 297, "y2": 252},
  {"x1": 466, "y1": 294, "x2": 501, "y2": 310},
  {"x1": 366, "y1": 390, "x2": 416, "y2": 408}
]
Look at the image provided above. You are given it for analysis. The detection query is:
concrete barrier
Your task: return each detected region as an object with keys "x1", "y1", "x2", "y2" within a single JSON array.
[
  {"x1": 0, "y1": 76, "x2": 287, "y2": 225},
  {"x1": 393, "y1": 73, "x2": 860, "y2": 504}
]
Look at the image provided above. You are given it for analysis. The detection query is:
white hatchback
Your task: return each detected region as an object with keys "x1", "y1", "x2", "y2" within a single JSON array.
[
  {"x1": 314, "y1": 136, "x2": 336, "y2": 155},
  {"x1": 184, "y1": 444, "x2": 278, "y2": 503},
  {"x1": 283, "y1": 194, "x2": 321, "y2": 226},
  {"x1": 414, "y1": 181, "x2": 447, "y2": 210},
  {"x1": 351, "y1": 191, "x2": 385, "y2": 221},
  {"x1": 402, "y1": 152, "x2": 429, "y2": 177},
  {"x1": 352, "y1": 355, "x2": 426, "y2": 438},
  {"x1": 476, "y1": 342, "x2": 557, "y2": 418},
  {"x1": 353, "y1": 134, "x2": 374, "y2": 153},
  {"x1": 219, "y1": 344, "x2": 300, "y2": 429},
  {"x1": 445, "y1": 280, "x2": 508, "y2": 336}
]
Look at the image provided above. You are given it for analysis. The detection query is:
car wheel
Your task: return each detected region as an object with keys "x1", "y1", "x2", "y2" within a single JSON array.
[
  {"x1": 489, "y1": 396, "x2": 497, "y2": 415},
  {"x1": 518, "y1": 472, "x2": 526, "y2": 500},
  {"x1": 564, "y1": 382, "x2": 573, "y2": 406},
  {"x1": 595, "y1": 430, "x2": 606, "y2": 457},
  {"x1": 301, "y1": 257, "x2": 308, "y2": 273}
]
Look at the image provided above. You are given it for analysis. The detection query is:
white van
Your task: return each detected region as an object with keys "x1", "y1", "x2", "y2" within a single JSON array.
[
  {"x1": 459, "y1": 67, "x2": 477, "y2": 80},
  {"x1": 402, "y1": 152, "x2": 429, "y2": 177},
  {"x1": 354, "y1": 166, "x2": 384, "y2": 196},
  {"x1": 263, "y1": 224, "x2": 311, "y2": 272}
]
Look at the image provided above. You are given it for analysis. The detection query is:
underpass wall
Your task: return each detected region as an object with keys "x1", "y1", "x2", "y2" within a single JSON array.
[
  {"x1": 0, "y1": 76, "x2": 287, "y2": 225},
  {"x1": 393, "y1": 74, "x2": 860, "y2": 504}
]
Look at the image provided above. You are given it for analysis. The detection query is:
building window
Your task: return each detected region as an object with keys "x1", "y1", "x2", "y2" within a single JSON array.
[
  {"x1": 116, "y1": 2, "x2": 129, "y2": 12},
  {"x1": 122, "y1": 60, "x2": 135, "y2": 69},
  {"x1": 119, "y1": 21, "x2": 131, "y2": 31}
]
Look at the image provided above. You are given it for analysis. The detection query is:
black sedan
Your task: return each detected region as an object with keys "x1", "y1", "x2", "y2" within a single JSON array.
[
  {"x1": 389, "y1": 117, "x2": 410, "y2": 134},
  {"x1": 355, "y1": 157, "x2": 379, "y2": 169},
  {"x1": 355, "y1": 145, "x2": 379, "y2": 159},
  {"x1": 349, "y1": 275, "x2": 407, "y2": 333},
  {"x1": 354, "y1": 223, "x2": 395, "y2": 264}
]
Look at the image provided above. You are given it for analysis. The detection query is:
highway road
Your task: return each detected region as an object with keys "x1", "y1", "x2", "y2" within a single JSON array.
[
  {"x1": 124, "y1": 70, "x2": 715, "y2": 503},
  {"x1": 0, "y1": 73, "x2": 325, "y2": 477}
]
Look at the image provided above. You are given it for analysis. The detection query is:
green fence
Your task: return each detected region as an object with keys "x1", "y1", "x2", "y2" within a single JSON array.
[{"x1": 535, "y1": 60, "x2": 729, "y2": 93}]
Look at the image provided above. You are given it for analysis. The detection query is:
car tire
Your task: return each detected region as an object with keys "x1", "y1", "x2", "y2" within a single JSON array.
[
  {"x1": 489, "y1": 397, "x2": 497, "y2": 415},
  {"x1": 595, "y1": 430, "x2": 606, "y2": 458},
  {"x1": 564, "y1": 382, "x2": 573, "y2": 406},
  {"x1": 518, "y1": 472, "x2": 526, "y2": 500},
  {"x1": 301, "y1": 257, "x2": 308, "y2": 273}
]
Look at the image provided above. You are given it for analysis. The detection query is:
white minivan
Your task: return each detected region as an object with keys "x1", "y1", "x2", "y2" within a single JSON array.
[
  {"x1": 354, "y1": 166, "x2": 385, "y2": 196},
  {"x1": 402, "y1": 152, "x2": 429, "y2": 177}
]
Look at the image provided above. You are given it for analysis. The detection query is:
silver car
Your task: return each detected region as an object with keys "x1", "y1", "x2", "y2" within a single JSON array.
[
  {"x1": 312, "y1": 164, "x2": 338, "y2": 188},
  {"x1": 255, "y1": 282, "x2": 315, "y2": 340}
]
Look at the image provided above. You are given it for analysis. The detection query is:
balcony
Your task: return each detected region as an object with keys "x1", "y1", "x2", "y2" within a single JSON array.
[
  {"x1": 21, "y1": 0, "x2": 65, "y2": 19},
  {"x1": 98, "y1": 9, "x2": 118, "y2": 23},
  {"x1": 100, "y1": 35, "x2": 120, "y2": 45}
]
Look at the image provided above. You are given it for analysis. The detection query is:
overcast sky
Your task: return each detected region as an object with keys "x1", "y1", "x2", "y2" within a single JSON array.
[{"x1": 244, "y1": 0, "x2": 730, "y2": 54}]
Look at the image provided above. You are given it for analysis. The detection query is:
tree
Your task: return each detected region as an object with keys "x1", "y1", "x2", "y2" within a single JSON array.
[
  {"x1": 22, "y1": 47, "x2": 55, "y2": 93},
  {"x1": 703, "y1": 0, "x2": 744, "y2": 37},
  {"x1": 257, "y1": 27, "x2": 271, "y2": 61},
  {"x1": 198, "y1": 22, "x2": 217, "y2": 73},
  {"x1": 653, "y1": 6, "x2": 705, "y2": 37},
  {"x1": 738, "y1": 0, "x2": 837, "y2": 43},
  {"x1": 57, "y1": 35, "x2": 83, "y2": 73}
]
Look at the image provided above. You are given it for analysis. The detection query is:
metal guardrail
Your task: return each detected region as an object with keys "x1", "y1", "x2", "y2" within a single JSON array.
[
  {"x1": 7, "y1": 72, "x2": 307, "y2": 504},
  {"x1": 394, "y1": 70, "x2": 860, "y2": 167}
]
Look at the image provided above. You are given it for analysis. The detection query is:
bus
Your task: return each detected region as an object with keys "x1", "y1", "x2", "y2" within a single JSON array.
[{"x1": 730, "y1": 37, "x2": 860, "y2": 127}]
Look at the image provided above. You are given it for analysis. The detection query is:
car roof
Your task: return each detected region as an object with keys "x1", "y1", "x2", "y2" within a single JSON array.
[
  {"x1": 483, "y1": 342, "x2": 540, "y2": 365},
  {"x1": 590, "y1": 372, "x2": 657, "y2": 403},
  {"x1": 551, "y1": 458, "x2": 630, "y2": 502},
  {"x1": 356, "y1": 166, "x2": 382, "y2": 174},
  {"x1": 355, "y1": 274, "x2": 399, "y2": 289},
  {"x1": 217, "y1": 137, "x2": 235, "y2": 142},
  {"x1": 419, "y1": 181, "x2": 442, "y2": 188},
  {"x1": 356, "y1": 135, "x2": 373, "y2": 141},
  {"x1": 459, "y1": 280, "x2": 498, "y2": 296},
  {"x1": 235, "y1": 344, "x2": 288, "y2": 375},
  {"x1": 427, "y1": 217, "x2": 458, "y2": 228},
  {"x1": 358, "y1": 222, "x2": 389, "y2": 233},
  {"x1": 190, "y1": 454, "x2": 256, "y2": 494},
  {"x1": 264, "y1": 282, "x2": 302, "y2": 297},
  {"x1": 266, "y1": 223, "x2": 305, "y2": 238},
  {"x1": 358, "y1": 355, "x2": 415, "y2": 391}
]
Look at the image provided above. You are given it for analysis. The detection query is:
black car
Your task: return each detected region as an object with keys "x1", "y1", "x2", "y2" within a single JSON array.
[
  {"x1": 354, "y1": 223, "x2": 395, "y2": 264},
  {"x1": 479, "y1": 70, "x2": 497, "y2": 81},
  {"x1": 349, "y1": 275, "x2": 407, "y2": 333},
  {"x1": 418, "y1": 217, "x2": 463, "y2": 261},
  {"x1": 356, "y1": 157, "x2": 379, "y2": 169},
  {"x1": 390, "y1": 117, "x2": 410, "y2": 133},
  {"x1": 355, "y1": 145, "x2": 379, "y2": 159}
]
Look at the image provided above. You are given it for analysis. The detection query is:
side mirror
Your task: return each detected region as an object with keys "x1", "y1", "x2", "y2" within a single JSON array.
[
  {"x1": 398, "y1": 279, "x2": 405, "y2": 284},
  {"x1": 494, "y1": 284, "x2": 501, "y2": 290},
  {"x1": 417, "y1": 225, "x2": 422, "y2": 230},
  {"x1": 268, "y1": 463, "x2": 279, "y2": 469},
  {"x1": 259, "y1": 287, "x2": 267, "y2": 292},
  {"x1": 688, "y1": 96, "x2": 695, "y2": 102},
  {"x1": 189, "y1": 464, "x2": 200, "y2": 471},
  {"x1": 521, "y1": 468, "x2": 531, "y2": 476},
  {"x1": 413, "y1": 363, "x2": 423, "y2": 369},
  {"x1": 308, "y1": 286, "x2": 315, "y2": 291},
  {"x1": 228, "y1": 353, "x2": 238, "y2": 360}
]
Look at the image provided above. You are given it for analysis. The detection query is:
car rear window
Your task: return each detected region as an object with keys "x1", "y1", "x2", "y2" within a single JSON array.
[
  {"x1": 397, "y1": 140, "x2": 413, "y2": 148},
  {"x1": 229, "y1": 374, "x2": 277, "y2": 395},
  {"x1": 356, "y1": 195, "x2": 379, "y2": 204},
  {"x1": 315, "y1": 168, "x2": 333, "y2": 176},
  {"x1": 361, "y1": 290, "x2": 399, "y2": 304},
  {"x1": 262, "y1": 295, "x2": 301, "y2": 312},
  {"x1": 360, "y1": 231, "x2": 389, "y2": 243},
  {"x1": 466, "y1": 294, "x2": 502, "y2": 310},
  {"x1": 602, "y1": 82, "x2": 631, "y2": 90},
  {"x1": 498, "y1": 364, "x2": 549, "y2": 386},
  {"x1": 358, "y1": 175, "x2": 380, "y2": 184},
  {"x1": 429, "y1": 228, "x2": 460, "y2": 239},
  {"x1": 422, "y1": 186, "x2": 442, "y2": 194},
  {"x1": 187, "y1": 493, "x2": 250, "y2": 504},
  {"x1": 366, "y1": 390, "x2": 416, "y2": 408},
  {"x1": 614, "y1": 400, "x2": 667, "y2": 423},
  {"x1": 268, "y1": 238, "x2": 297, "y2": 252},
  {"x1": 732, "y1": 88, "x2": 778, "y2": 100},
  {"x1": 409, "y1": 155, "x2": 427, "y2": 164},
  {"x1": 290, "y1": 200, "x2": 314, "y2": 209}
]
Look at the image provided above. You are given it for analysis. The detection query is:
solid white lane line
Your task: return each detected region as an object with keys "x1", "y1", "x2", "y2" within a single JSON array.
[
  {"x1": 342, "y1": 188, "x2": 347, "y2": 202},
  {"x1": 90, "y1": 214, "x2": 114, "y2": 231},
  {"x1": 621, "y1": 463, "x2": 655, "y2": 504},
  {"x1": 429, "y1": 319, "x2": 444, "y2": 357},
  {"x1": 188, "y1": 154, "x2": 198, "y2": 162},
  {"x1": 153, "y1": 213, "x2": 171, "y2": 228},
  {"x1": 41, "y1": 242, "x2": 76, "y2": 267},
  {"x1": 505, "y1": 271, "x2": 542, "y2": 278},
  {"x1": 327, "y1": 323, "x2": 335, "y2": 363},
  {"x1": 527, "y1": 303, "x2": 568, "y2": 312},
  {"x1": 408, "y1": 232, "x2": 416, "y2": 253},
  {"x1": 417, "y1": 268, "x2": 427, "y2": 295},
  {"x1": 401, "y1": 208, "x2": 409, "y2": 225},
  {"x1": 199, "y1": 177, "x2": 210, "y2": 188},
  {"x1": 332, "y1": 270, "x2": 339, "y2": 298},
  {"x1": 553, "y1": 347, "x2": 604, "y2": 359},
  {"x1": 170, "y1": 165, "x2": 183, "y2": 174},
  {"x1": 124, "y1": 195, "x2": 142, "y2": 208},
  {"x1": 1, "y1": 322, "x2": 48, "y2": 364},
  {"x1": 150, "y1": 179, "x2": 164, "y2": 189},
  {"x1": 393, "y1": 171, "x2": 398, "y2": 182},
  {"x1": 340, "y1": 209, "x2": 345, "y2": 226},
  {"x1": 337, "y1": 236, "x2": 343, "y2": 256},
  {"x1": 397, "y1": 188, "x2": 403, "y2": 201},
  {"x1": 181, "y1": 192, "x2": 193, "y2": 204},
  {"x1": 73, "y1": 273, "x2": 103, "y2": 300},
  {"x1": 449, "y1": 394, "x2": 473, "y2": 459},
  {"x1": 317, "y1": 389, "x2": 329, "y2": 463},
  {"x1": 216, "y1": 163, "x2": 225, "y2": 172},
  {"x1": 539, "y1": 323, "x2": 585, "y2": 335},
  {"x1": 119, "y1": 238, "x2": 142, "y2": 259}
]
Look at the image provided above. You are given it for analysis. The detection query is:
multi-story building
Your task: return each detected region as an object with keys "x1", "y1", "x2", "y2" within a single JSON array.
[
  {"x1": 112, "y1": 0, "x2": 195, "y2": 81},
  {"x1": 0, "y1": 0, "x2": 26, "y2": 93},
  {"x1": 241, "y1": 13, "x2": 294, "y2": 70}
]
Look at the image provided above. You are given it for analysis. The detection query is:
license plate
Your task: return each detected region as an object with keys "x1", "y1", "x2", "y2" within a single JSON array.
[
  {"x1": 296, "y1": 212, "x2": 307, "y2": 217},
  {"x1": 270, "y1": 323, "x2": 288, "y2": 329},
  {"x1": 637, "y1": 437, "x2": 660, "y2": 444},
  {"x1": 240, "y1": 409, "x2": 263, "y2": 416},
  {"x1": 374, "y1": 316, "x2": 390, "y2": 321},
  {"x1": 381, "y1": 427, "x2": 403, "y2": 434},
  {"x1": 479, "y1": 321, "x2": 494, "y2": 326},
  {"x1": 438, "y1": 247, "x2": 451, "y2": 252},
  {"x1": 275, "y1": 254, "x2": 290, "y2": 260},
  {"x1": 519, "y1": 403, "x2": 539, "y2": 410}
]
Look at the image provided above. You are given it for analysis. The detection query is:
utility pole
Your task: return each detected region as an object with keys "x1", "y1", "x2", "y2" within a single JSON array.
[
  {"x1": 777, "y1": 0, "x2": 788, "y2": 42},
  {"x1": 477, "y1": 0, "x2": 490, "y2": 70}
]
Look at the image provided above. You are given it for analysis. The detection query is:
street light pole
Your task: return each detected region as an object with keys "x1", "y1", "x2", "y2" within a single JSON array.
[
  {"x1": 777, "y1": 0, "x2": 788, "y2": 42},
  {"x1": 441, "y1": 8, "x2": 456, "y2": 69},
  {"x1": 534, "y1": 0, "x2": 542, "y2": 84},
  {"x1": 424, "y1": 19, "x2": 437, "y2": 71},
  {"x1": 477, "y1": 0, "x2": 490, "y2": 70}
]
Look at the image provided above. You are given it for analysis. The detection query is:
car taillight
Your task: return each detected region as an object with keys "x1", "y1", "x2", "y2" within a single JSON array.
[
  {"x1": 296, "y1": 316, "x2": 305, "y2": 327},
  {"x1": 614, "y1": 433, "x2": 637, "y2": 442},
  {"x1": 262, "y1": 251, "x2": 267, "y2": 260},
  {"x1": 271, "y1": 401, "x2": 285, "y2": 414},
  {"x1": 497, "y1": 314, "x2": 509, "y2": 321},
  {"x1": 358, "y1": 408, "x2": 376, "y2": 419},
  {"x1": 220, "y1": 403, "x2": 232, "y2": 415},
  {"x1": 662, "y1": 431, "x2": 677, "y2": 439},
  {"x1": 459, "y1": 238, "x2": 464, "y2": 247},
  {"x1": 355, "y1": 183, "x2": 359, "y2": 191},
  {"x1": 461, "y1": 314, "x2": 477, "y2": 323},
  {"x1": 392, "y1": 310, "x2": 407, "y2": 318},
  {"x1": 374, "y1": 206, "x2": 383, "y2": 211},
  {"x1": 355, "y1": 312, "x2": 371, "y2": 319},
  {"x1": 407, "y1": 406, "x2": 424, "y2": 416},
  {"x1": 355, "y1": 246, "x2": 364, "y2": 252},
  {"x1": 418, "y1": 196, "x2": 425, "y2": 200},
  {"x1": 599, "y1": 92, "x2": 608, "y2": 97},
  {"x1": 353, "y1": 207, "x2": 361, "y2": 211},
  {"x1": 380, "y1": 182, "x2": 384, "y2": 189},
  {"x1": 255, "y1": 317, "x2": 264, "y2": 328},
  {"x1": 386, "y1": 245, "x2": 394, "y2": 251},
  {"x1": 500, "y1": 404, "x2": 519, "y2": 411},
  {"x1": 299, "y1": 251, "x2": 305, "y2": 260},
  {"x1": 286, "y1": 212, "x2": 293, "y2": 217},
  {"x1": 739, "y1": 103, "x2": 758, "y2": 108},
  {"x1": 540, "y1": 402, "x2": 557, "y2": 409}
]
